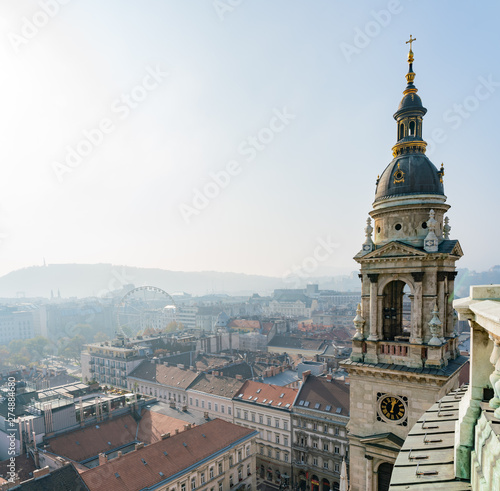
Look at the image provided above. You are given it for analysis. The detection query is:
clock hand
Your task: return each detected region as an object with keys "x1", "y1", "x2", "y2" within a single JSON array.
[{"x1": 390, "y1": 400, "x2": 396, "y2": 413}]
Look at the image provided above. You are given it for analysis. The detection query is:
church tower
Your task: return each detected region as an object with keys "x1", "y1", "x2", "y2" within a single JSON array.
[{"x1": 341, "y1": 38, "x2": 468, "y2": 491}]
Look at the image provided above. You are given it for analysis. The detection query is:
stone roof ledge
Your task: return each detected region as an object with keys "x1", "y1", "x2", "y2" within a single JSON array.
[{"x1": 454, "y1": 285, "x2": 500, "y2": 339}]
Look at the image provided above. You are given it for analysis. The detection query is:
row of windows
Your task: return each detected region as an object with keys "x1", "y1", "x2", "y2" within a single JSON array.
[
  {"x1": 297, "y1": 455, "x2": 341, "y2": 472},
  {"x1": 295, "y1": 419, "x2": 341, "y2": 435},
  {"x1": 296, "y1": 436, "x2": 342, "y2": 454},
  {"x1": 236, "y1": 409, "x2": 289, "y2": 430},
  {"x1": 190, "y1": 398, "x2": 232, "y2": 415},
  {"x1": 177, "y1": 448, "x2": 251, "y2": 491},
  {"x1": 259, "y1": 445, "x2": 289, "y2": 462}
]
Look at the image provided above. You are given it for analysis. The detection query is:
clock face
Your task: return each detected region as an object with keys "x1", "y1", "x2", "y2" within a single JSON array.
[{"x1": 379, "y1": 396, "x2": 406, "y2": 421}]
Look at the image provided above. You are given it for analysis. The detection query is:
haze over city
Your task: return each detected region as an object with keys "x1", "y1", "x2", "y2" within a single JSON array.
[{"x1": 0, "y1": 1, "x2": 498, "y2": 281}]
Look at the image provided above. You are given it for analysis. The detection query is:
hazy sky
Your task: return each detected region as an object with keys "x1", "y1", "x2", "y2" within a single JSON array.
[{"x1": 0, "y1": 1, "x2": 498, "y2": 282}]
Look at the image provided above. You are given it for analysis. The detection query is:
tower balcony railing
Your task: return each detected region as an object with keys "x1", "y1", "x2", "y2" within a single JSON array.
[{"x1": 378, "y1": 341, "x2": 409, "y2": 357}]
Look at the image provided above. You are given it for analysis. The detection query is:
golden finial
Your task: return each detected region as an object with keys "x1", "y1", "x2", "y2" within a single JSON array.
[
  {"x1": 406, "y1": 35, "x2": 416, "y2": 50},
  {"x1": 406, "y1": 35, "x2": 416, "y2": 63}
]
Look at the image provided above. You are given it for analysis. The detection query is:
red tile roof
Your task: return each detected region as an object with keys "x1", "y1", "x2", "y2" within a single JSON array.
[
  {"x1": 234, "y1": 380, "x2": 298, "y2": 409},
  {"x1": 80, "y1": 419, "x2": 255, "y2": 491},
  {"x1": 46, "y1": 411, "x2": 189, "y2": 462},
  {"x1": 47, "y1": 415, "x2": 138, "y2": 462}
]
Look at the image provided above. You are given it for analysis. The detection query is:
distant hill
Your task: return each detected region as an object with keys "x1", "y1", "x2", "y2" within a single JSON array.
[
  {"x1": 0, "y1": 264, "x2": 361, "y2": 299},
  {"x1": 455, "y1": 266, "x2": 500, "y2": 298}
]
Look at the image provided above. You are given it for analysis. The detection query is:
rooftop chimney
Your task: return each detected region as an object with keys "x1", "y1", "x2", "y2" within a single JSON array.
[
  {"x1": 134, "y1": 442, "x2": 144, "y2": 451},
  {"x1": 161, "y1": 433, "x2": 170, "y2": 440},
  {"x1": 302, "y1": 370, "x2": 311, "y2": 383},
  {"x1": 33, "y1": 467, "x2": 50, "y2": 479},
  {"x1": 98, "y1": 453, "x2": 108, "y2": 466},
  {"x1": 175, "y1": 428, "x2": 179, "y2": 435},
  {"x1": 235, "y1": 374, "x2": 243, "y2": 380}
]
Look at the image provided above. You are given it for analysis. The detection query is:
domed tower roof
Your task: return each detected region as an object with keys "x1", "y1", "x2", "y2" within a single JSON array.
[
  {"x1": 374, "y1": 35, "x2": 444, "y2": 203},
  {"x1": 375, "y1": 155, "x2": 444, "y2": 201}
]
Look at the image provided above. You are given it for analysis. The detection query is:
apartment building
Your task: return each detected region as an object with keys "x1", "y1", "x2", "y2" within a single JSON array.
[{"x1": 232, "y1": 380, "x2": 298, "y2": 488}]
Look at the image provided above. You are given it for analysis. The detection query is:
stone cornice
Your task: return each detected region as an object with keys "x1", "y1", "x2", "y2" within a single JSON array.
[{"x1": 340, "y1": 363, "x2": 453, "y2": 386}]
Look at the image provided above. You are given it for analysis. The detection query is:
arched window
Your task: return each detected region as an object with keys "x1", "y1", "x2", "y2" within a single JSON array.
[
  {"x1": 377, "y1": 462, "x2": 394, "y2": 491},
  {"x1": 409, "y1": 121, "x2": 415, "y2": 136},
  {"x1": 382, "y1": 281, "x2": 412, "y2": 340},
  {"x1": 399, "y1": 123, "x2": 404, "y2": 140}
]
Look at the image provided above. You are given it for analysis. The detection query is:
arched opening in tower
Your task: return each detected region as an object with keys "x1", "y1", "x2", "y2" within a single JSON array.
[
  {"x1": 382, "y1": 281, "x2": 412, "y2": 340},
  {"x1": 409, "y1": 120, "x2": 415, "y2": 136}
]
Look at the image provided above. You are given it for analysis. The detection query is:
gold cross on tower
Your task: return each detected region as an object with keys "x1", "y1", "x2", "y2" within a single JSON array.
[{"x1": 406, "y1": 35, "x2": 416, "y2": 50}]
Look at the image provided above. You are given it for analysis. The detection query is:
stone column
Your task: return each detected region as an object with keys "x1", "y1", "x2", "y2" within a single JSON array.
[
  {"x1": 365, "y1": 456, "x2": 373, "y2": 491},
  {"x1": 437, "y1": 272, "x2": 447, "y2": 338},
  {"x1": 368, "y1": 275, "x2": 379, "y2": 341},
  {"x1": 488, "y1": 336, "x2": 500, "y2": 418},
  {"x1": 455, "y1": 321, "x2": 492, "y2": 479},
  {"x1": 447, "y1": 272, "x2": 458, "y2": 338},
  {"x1": 410, "y1": 273, "x2": 424, "y2": 344}
]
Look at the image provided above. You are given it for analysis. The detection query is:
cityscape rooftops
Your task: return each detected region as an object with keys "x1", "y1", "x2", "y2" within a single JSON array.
[{"x1": 80, "y1": 419, "x2": 256, "y2": 491}]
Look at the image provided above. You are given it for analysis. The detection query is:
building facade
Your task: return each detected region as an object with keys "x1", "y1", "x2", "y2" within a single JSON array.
[
  {"x1": 341, "y1": 41, "x2": 468, "y2": 491},
  {"x1": 292, "y1": 373, "x2": 350, "y2": 491},
  {"x1": 232, "y1": 381, "x2": 298, "y2": 488},
  {"x1": 127, "y1": 360, "x2": 199, "y2": 409},
  {"x1": 186, "y1": 373, "x2": 244, "y2": 421},
  {"x1": 81, "y1": 333, "x2": 150, "y2": 388}
]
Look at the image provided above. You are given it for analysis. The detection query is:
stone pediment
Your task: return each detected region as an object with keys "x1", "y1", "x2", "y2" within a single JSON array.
[
  {"x1": 450, "y1": 241, "x2": 464, "y2": 257},
  {"x1": 359, "y1": 241, "x2": 427, "y2": 260},
  {"x1": 360, "y1": 432, "x2": 404, "y2": 451}
]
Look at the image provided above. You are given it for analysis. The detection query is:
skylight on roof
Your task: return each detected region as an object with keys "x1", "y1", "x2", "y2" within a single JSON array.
[
  {"x1": 115, "y1": 473, "x2": 120, "y2": 478},
  {"x1": 304, "y1": 401, "x2": 310, "y2": 407},
  {"x1": 280, "y1": 393, "x2": 285, "y2": 398},
  {"x1": 238, "y1": 394, "x2": 243, "y2": 398},
  {"x1": 248, "y1": 396, "x2": 253, "y2": 400},
  {"x1": 277, "y1": 402, "x2": 282, "y2": 406},
  {"x1": 298, "y1": 400, "x2": 304, "y2": 406},
  {"x1": 268, "y1": 400, "x2": 273, "y2": 404},
  {"x1": 285, "y1": 403, "x2": 290, "y2": 408},
  {"x1": 141, "y1": 459, "x2": 147, "y2": 465},
  {"x1": 262, "y1": 399, "x2": 267, "y2": 403},
  {"x1": 325, "y1": 405, "x2": 331, "y2": 411},
  {"x1": 159, "y1": 472, "x2": 164, "y2": 477},
  {"x1": 315, "y1": 403, "x2": 321, "y2": 409},
  {"x1": 254, "y1": 397, "x2": 258, "y2": 401},
  {"x1": 256, "y1": 389, "x2": 261, "y2": 393},
  {"x1": 163, "y1": 451, "x2": 168, "y2": 456},
  {"x1": 336, "y1": 407, "x2": 342, "y2": 414}
]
